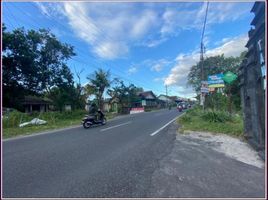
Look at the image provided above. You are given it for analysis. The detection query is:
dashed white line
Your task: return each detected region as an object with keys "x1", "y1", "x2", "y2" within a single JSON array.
[{"x1": 100, "y1": 121, "x2": 132, "y2": 132}]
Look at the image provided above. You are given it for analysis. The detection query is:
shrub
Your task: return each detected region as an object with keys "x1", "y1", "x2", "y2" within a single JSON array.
[
  {"x1": 180, "y1": 115, "x2": 191, "y2": 122},
  {"x1": 3, "y1": 111, "x2": 30, "y2": 128},
  {"x1": 201, "y1": 110, "x2": 233, "y2": 123}
]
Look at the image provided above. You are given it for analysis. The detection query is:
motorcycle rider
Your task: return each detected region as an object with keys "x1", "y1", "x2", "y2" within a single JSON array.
[
  {"x1": 88, "y1": 102, "x2": 98, "y2": 120},
  {"x1": 88, "y1": 102, "x2": 105, "y2": 121}
]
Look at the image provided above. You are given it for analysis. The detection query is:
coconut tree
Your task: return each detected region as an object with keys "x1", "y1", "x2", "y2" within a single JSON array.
[{"x1": 87, "y1": 68, "x2": 111, "y2": 110}]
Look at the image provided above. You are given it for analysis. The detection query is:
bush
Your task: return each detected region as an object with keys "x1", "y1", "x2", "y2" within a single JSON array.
[
  {"x1": 3, "y1": 110, "x2": 87, "y2": 128},
  {"x1": 180, "y1": 115, "x2": 191, "y2": 122},
  {"x1": 201, "y1": 110, "x2": 233, "y2": 123},
  {"x1": 3, "y1": 111, "x2": 31, "y2": 128}
]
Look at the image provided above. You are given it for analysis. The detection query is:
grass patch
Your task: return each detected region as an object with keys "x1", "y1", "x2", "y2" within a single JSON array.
[
  {"x1": 178, "y1": 107, "x2": 244, "y2": 137},
  {"x1": 3, "y1": 110, "x2": 117, "y2": 139}
]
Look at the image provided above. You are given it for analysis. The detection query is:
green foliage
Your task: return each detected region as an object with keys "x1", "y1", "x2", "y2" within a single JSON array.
[
  {"x1": 2, "y1": 25, "x2": 75, "y2": 110},
  {"x1": 180, "y1": 115, "x2": 191, "y2": 123},
  {"x1": 3, "y1": 110, "x2": 87, "y2": 129},
  {"x1": 204, "y1": 93, "x2": 228, "y2": 111},
  {"x1": 201, "y1": 110, "x2": 233, "y2": 123},
  {"x1": 87, "y1": 69, "x2": 111, "y2": 109},
  {"x1": 107, "y1": 79, "x2": 143, "y2": 113},
  {"x1": 188, "y1": 54, "x2": 244, "y2": 92},
  {"x1": 187, "y1": 53, "x2": 246, "y2": 113},
  {"x1": 177, "y1": 108, "x2": 243, "y2": 137}
]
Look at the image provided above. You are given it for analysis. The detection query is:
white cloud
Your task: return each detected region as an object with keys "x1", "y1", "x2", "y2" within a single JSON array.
[
  {"x1": 164, "y1": 35, "x2": 248, "y2": 97},
  {"x1": 35, "y1": 2, "x2": 252, "y2": 59},
  {"x1": 60, "y1": 3, "x2": 160, "y2": 59},
  {"x1": 160, "y1": 2, "x2": 252, "y2": 37},
  {"x1": 150, "y1": 59, "x2": 171, "y2": 72},
  {"x1": 127, "y1": 66, "x2": 138, "y2": 75}
]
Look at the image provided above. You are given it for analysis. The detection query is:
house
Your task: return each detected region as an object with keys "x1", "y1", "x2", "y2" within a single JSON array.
[
  {"x1": 103, "y1": 98, "x2": 119, "y2": 113},
  {"x1": 21, "y1": 96, "x2": 52, "y2": 113},
  {"x1": 157, "y1": 95, "x2": 173, "y2": 107},
  {"x1": 137, "y1": 91, "x2": 158, "y2": 108},
  {"x1": 158, "y1": 95, "x2": 173, "y2": 103}
]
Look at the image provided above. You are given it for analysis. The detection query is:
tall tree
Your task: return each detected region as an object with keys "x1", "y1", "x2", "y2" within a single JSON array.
[
  {"x1": 87, "y1": 69, "x2": 111, "y2": 109},
  {"x1": 2, "y1": 25, "x2": 76, "y2": 110},
  {"x1": 187, "y1": 53, "x2": 246, "y2": 111},
  {"x1": 188, "y1": 54, "x2": 244, "y2": 92},
  {"x1": 107, "y1": 80, "x2": 143, "y2": 112}
]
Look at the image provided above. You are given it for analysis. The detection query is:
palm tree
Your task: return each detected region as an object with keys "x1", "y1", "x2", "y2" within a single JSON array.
[{"x1": 87, "y1": 68, "x2": 111, "y2": 110}]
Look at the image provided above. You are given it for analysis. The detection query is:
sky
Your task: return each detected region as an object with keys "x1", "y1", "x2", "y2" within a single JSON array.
[{"x1": 3, "y1": 1, "x2": 255, "y2": 99}]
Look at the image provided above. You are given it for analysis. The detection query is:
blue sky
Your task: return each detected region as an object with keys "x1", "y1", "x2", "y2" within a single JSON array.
[{"x1": 3, "y1": 1, "x2": 255, "y2": 99}]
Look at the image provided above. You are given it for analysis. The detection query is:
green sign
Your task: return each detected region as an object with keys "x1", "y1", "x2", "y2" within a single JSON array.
[{"x1": 223, "y1": 71, "x2": 237, "y2": 84}]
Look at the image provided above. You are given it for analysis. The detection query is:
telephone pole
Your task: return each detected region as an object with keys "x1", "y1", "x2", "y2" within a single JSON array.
[
  {"x1": 165, "y1": 85, "x2": 168, "y2": 108},
  {"x1": 200, "y1": 1, "x2": 209, "y2": 109}
]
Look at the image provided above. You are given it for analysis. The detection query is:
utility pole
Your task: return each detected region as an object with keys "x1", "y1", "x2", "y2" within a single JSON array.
[
  {"x1": 165, "y1": 85, "x2": 168, "y2": 108},
  {"x1": 200, "y1": 1, "x2": 209, "y2": 109}
]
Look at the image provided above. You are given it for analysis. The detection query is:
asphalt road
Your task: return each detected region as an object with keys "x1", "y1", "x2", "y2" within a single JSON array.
[{"x1": 3, "y1": 108, "x2": 182, "y2": 198}]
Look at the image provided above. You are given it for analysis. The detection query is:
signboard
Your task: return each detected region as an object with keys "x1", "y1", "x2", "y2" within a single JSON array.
[
  {"x1": 201, "y1": 87, "x2": 209, "y2": 93},
  {"x1": 222, "y1": 71, "x2": 237, "y2": 84},
  {"x1": 208, "y1": 73, "x2": 224, "y2": 88},
  {"x1": 201, "y1": 81, "x2": 209, "y2": 93}
]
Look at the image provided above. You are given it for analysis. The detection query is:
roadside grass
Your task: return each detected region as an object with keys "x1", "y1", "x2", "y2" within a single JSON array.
[
  {"x1": 3, "y1": 110, "x2": 118, "y2": 139},
  {"x1": 177, "y1": 106, "x2": 244, "y2": 137}
]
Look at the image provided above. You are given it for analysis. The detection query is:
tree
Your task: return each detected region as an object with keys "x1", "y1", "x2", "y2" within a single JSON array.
[
  {"x1": 2, "y1": 25, "x2": 76, "y2": 110},
  {"x1": 87, "y1": 69, "x2": 111, "y2": 109},
  {"x1": 107, "y1": 80, "x2": 143, "y2": 113},
  {"x1": 187, "y1": 53, "x2": 246, "y2": 111},
  {"x1": 188, "y1": 54, "x2": 244, "y2": 92}
]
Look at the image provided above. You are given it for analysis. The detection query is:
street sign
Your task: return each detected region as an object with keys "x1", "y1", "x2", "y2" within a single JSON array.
[
  {"x1": 223, "y1": 71, "x2": 237, "y2": 84},
  {"x1": 201, "y1": 81, "x2": 209, "y2": 93},
  {"x1": 201, "y1": 87, "x2": 209, "y2": 93}
]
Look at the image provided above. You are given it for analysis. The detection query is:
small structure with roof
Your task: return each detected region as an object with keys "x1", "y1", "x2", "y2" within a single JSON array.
[{"x1": 22, "y1": 96, "x2": 52, "y2": 113}]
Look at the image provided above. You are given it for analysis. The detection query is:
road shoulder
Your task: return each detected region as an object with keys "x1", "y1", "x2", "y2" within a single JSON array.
[{"x1": 147, "y1": 123, "x2": 265, "y2": 198}]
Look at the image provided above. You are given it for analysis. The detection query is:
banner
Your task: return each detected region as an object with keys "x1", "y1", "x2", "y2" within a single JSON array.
[{"x1": 208, "y1": 73, "x2": 224, "y2": 88}]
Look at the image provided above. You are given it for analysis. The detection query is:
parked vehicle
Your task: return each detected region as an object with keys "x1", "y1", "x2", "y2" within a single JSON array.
[{"x1": 82, "y1": 110, "x2": 106, "y2": 129}]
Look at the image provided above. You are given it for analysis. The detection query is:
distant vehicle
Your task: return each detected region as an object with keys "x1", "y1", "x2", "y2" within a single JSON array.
[
  {"x1": 177, "y1": 105, "x2": 183, "y2": 112},
  {"x1": 182, "y1": 104, "x2": 187, "y2": 109}
]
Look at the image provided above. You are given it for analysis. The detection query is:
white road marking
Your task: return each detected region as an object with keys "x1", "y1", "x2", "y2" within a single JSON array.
[
  {"x1": 150, "y1": 113, "x2": 185, "y2": 136},
  {"x1": 100, "y1": 121, "x2": 132, "y2": 132}
]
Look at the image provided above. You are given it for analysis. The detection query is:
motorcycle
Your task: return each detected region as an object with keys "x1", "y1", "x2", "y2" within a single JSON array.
[
  {"x1": 82, "y1": 110, "x2": 106, "y2": 129},
  {"x1": 177, "y1": 105, "x2": 183, "y2": 112}
]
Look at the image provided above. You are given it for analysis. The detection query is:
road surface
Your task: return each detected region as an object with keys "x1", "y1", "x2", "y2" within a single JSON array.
[{"x1": 3, "y1": 108, "x2": 182, "y2": 198}]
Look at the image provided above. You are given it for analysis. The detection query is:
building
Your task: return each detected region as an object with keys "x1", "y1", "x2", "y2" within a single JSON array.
[
  {"x1": 22, "y1": 96, "x2": 52, "y2": 113},
  {"x1": 239, "y1": 2, "x2": 265, "y2": 159},
  {"x1": 137, "y1": 91, "x2": 158, "y2": 109}
]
